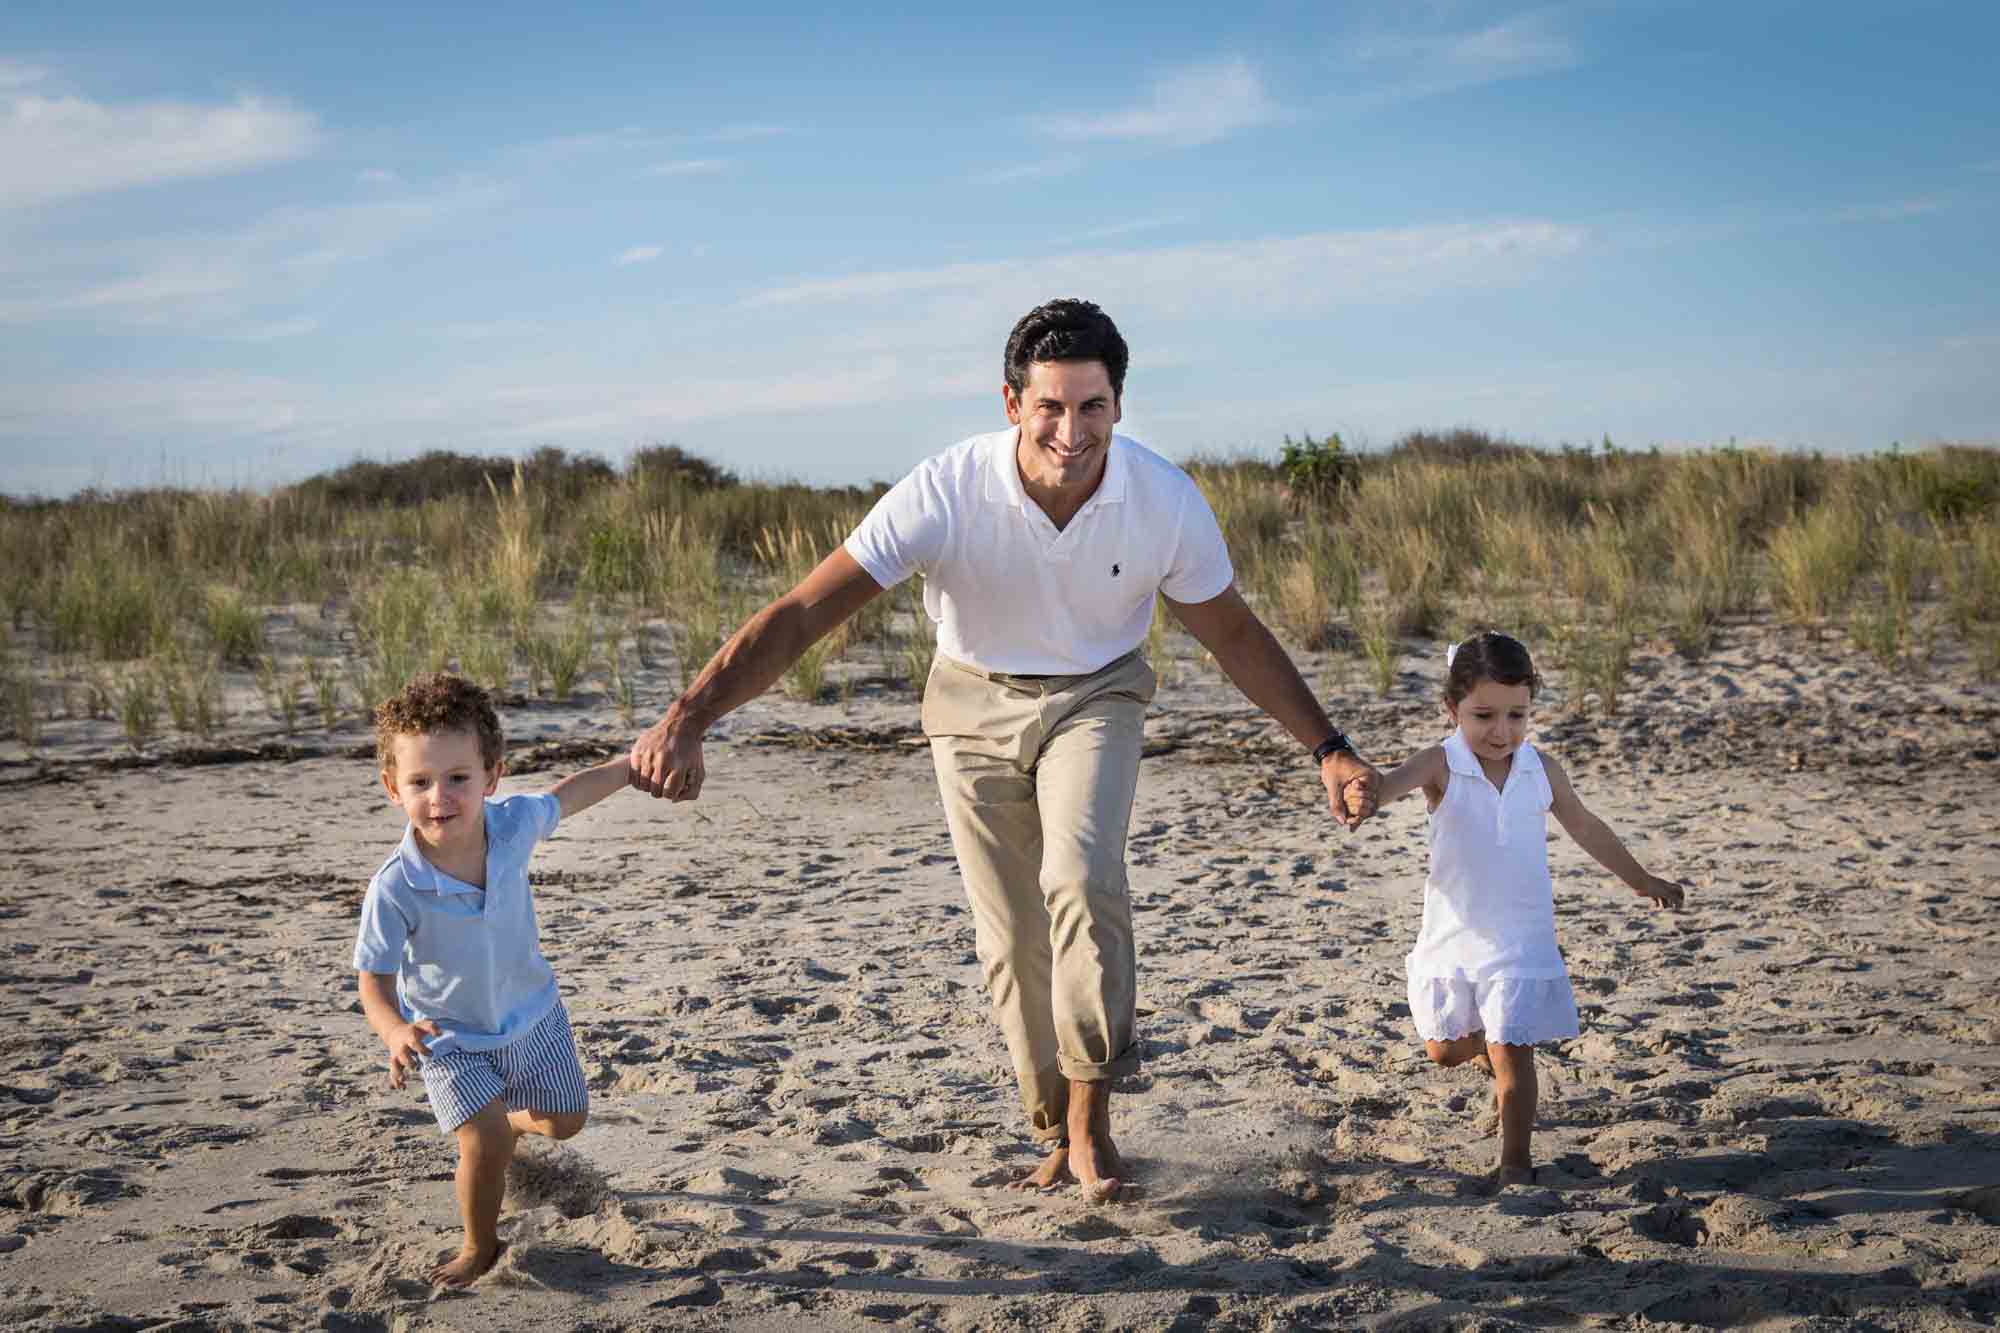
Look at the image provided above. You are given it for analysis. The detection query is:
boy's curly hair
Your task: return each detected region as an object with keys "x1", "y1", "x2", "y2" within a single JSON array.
[{"x1": 374, "y1": 672, "x2": 505, "y2": 774}]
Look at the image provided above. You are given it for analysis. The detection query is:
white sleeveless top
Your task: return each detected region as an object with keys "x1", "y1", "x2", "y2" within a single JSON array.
[{"x1": 1406, "y1": 730, "x2": 1569, "y2": 983}]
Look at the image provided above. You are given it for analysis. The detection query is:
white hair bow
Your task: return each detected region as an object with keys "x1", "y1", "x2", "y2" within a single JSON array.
[{"x1": 1445, "y1": 642, "x2": 1459, "y2": 670}]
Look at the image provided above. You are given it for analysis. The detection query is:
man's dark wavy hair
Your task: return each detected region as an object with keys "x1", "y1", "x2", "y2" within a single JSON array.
[{"x1": 1004, "y1": 299, "x2": 1129, "y2": 400}]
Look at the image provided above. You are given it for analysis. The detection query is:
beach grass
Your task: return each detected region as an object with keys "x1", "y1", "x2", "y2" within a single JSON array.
[{"x1": 2, "y1": 438, "x2": 1994, "y2": 752}]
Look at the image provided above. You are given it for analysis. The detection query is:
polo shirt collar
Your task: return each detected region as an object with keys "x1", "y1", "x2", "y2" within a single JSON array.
[
  {"x1": 1445, "y1": 731, "x2": 1542, "y2": 783},
  {"x1": 396, "y1": 822, "x2": 482, "y2": 897},
  {"x1": 983, "y1": 428, "x2": 1130, "y2": 510},
  {"x1": 1443, "y1": 730, "x2": 1485, "y2": 777}
]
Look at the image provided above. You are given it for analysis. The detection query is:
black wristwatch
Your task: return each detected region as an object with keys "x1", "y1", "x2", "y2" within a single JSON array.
[{"x1": 1312, "y1": 732, "x2": 1355, "y2": 764}]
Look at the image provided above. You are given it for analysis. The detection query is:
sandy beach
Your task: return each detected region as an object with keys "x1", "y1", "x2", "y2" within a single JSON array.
[{"x1": 3, "y1": 619, "x2": 1998, "y2": 1331}]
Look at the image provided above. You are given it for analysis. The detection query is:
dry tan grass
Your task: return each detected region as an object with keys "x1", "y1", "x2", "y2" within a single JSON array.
[{"x1": 1, "y1": 442, "x2": 1994, "y2": 746}]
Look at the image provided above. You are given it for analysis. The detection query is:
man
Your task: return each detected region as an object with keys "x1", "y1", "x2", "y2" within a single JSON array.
[{"x1": 630, "y1": 299, "x2": 1379, "y2": 1200}]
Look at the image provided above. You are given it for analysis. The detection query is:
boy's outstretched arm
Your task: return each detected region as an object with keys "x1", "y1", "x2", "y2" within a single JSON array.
[
  {"x1": 1545, "y1": 756, "x2": 1685, "y2": 909},
  {"x1": 552, "y1": 757, "x2": 633, "y2": 820},
  {"x1": 357, "y1": 970, "x2": 438, "y2": 1089},
  {"x1": 1375, "y1": 745, "x2": 1446, "y2": 807}
]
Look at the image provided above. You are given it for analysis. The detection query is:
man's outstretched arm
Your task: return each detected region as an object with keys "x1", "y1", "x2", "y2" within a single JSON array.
[
  {"x1": 630, "y1": 548, "x2": 884, "y2": 800},
  {"x1": 1165, "y1": 584, "x2": 1379, "y2": 828}
]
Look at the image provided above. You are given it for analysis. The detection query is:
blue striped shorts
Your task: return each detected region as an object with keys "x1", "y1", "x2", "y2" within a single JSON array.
[{"x1": 419, "y1": 1001, "x2": 589, "y2": 1133}]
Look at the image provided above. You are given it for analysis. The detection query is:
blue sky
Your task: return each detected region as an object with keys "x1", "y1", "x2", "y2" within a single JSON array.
[{"x1": 2, "y1": 1, "x2": 1994, "y2": 496}]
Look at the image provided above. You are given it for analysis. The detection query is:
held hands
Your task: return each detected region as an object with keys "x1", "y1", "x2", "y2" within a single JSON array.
[
  {"x1": 1636, "y1": 875, "x2": 1687, "y2": 910},
  {"x1": 381, "y1": 1019, "x2": 439, "y2": 1089},
  {"x1": 1322, "y1": 752, "x2": 1381, "y2": 831},
  {"x1": 629, "y1": 708, "x2": 705, "y2": 801}
]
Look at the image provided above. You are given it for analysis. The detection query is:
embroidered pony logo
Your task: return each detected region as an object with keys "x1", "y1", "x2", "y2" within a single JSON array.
[{"x1": 1111, "y1": 563, "x2": 1121, "y2": 577}]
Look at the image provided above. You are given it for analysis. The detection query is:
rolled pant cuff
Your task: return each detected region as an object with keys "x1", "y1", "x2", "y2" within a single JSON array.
[{"x1": 1058, "y1": 1046, "x2": 1140, "y2": 1084}]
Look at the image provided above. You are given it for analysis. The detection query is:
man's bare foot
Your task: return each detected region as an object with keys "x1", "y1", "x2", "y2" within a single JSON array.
[
  {"x1": 1098, "y1": 1133, "x2": 1126, "y2": 1181},
  {"x1": 1067, "y1": 1079, "x2": 1122, "y2": 1202},
  {"x1": 429, "y1": 1240, "x2": 505, "y2": 1287},
  {"x1": 1069, "y1": 1134, "x2": 1121, "y2": 1202},
  {"x1": 1010, "y1": 1143, "x2": 1073, "y2": 1190}
]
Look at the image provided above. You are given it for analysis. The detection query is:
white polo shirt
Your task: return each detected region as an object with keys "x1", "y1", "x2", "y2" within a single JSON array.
[{"x1": 844, "y1": 428, "x2": 1234, "y2": 675}]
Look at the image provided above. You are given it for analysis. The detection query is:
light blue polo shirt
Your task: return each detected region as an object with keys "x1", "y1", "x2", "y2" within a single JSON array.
[{"x1": 353, "y1": 792, "x2": 562, "y2": 1058}]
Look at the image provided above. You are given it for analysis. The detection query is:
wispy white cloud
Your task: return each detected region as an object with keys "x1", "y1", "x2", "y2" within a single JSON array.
[
  {"x1": 511, "y1": 122, "x2": 788, "y2": 161},
  {"x1": 1339, "y1": 9, "x2": 1579, "y2": 100},
  {"x1": 12, "y1": 321, "x2": 1993, "y2": 496},
  {"x1": 1971, "y1": 159, "x2": 1999, "y2": 175},
  {"x1": 357, "y1": 167, "x2": 398, "y2": 185},
  {"x1": 15, "y1": 266, "x2": 243, "y2": 321},
  {"x1": 434, "y1": 318, "x2": 546, "y2": 342},
  {"x1": 1035, "y1": 57, "x2": 1280, "y2": 147},
  {"x1": 746, "y1": 220, "x2": 1587, "y2": 315},
  {"x1": 0, "y1": 61, "x2": 48, "y2": 90},
  {"x1": 10, "y1": 374, "x2": 313, "y2": 441},
  {"x1": 515, "y1": 124, "x2": 666, "y2": 159},
  {"x1": 1593, "y1": 192, "x2": 1956, "y2": 256},
  {"x1": 615, "y1": 244, "x2": 664, "y2": 265},
  {"x1": 706, "y1": 123, "x2": 791, "y2": 143},
  {"x1": 1055, "y1": 215, "x2": 1192, "y2": 246},
  {"x1": 228, "y1": 315, "x2": 320, "y2": 342},
  {"x1": 0, "y1": 180, "x2": 508, "y2": 326},
  {"x1": 643, "y1": 158, "x2": 727, "y2": 177},
  {"x1": 0, "y1": 89, "x2": 319, "y2": 208},
  {"x1": 1830, "y1": 196, "x2": 1945, "y2": 224},
  {"x1": 970, "y1": 154, "x2": 1084, "y2": 186},
  {"x1": 472, "y1": 354, "x2": 994, "y2": 441}
]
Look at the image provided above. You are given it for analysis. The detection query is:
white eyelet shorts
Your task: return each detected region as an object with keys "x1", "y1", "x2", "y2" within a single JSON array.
[{"x1": 1407, "y1": 974, "x2": 1579, "y2": 1047}]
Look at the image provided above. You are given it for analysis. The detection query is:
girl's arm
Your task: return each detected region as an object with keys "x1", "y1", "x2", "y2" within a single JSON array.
[
  {"x1": 553, "y1": 757, "x2": 634, "y2": 820},
  {"x1": 1375, "y1": 745, "x2": 1447, "y2": 807},
  {"x1": 1545, "y1": 755, "x2": 1685, "y2": 908}
]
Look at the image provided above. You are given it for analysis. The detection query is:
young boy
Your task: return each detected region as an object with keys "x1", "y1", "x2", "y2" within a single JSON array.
[{"x1": 353, "y1": 672, "x2": 630, "y2": 1287}]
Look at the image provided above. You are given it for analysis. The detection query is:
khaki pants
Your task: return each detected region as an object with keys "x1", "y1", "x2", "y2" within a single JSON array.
[{"x1": 921, "y1": 650, "x2": 1157, "y2": 1141}]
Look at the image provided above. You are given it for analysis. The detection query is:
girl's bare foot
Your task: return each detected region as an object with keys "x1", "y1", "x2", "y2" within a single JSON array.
[
  {"x1": 429, "y1": 1239, "x2": 505, "y2": 1287},
  {"x1": 1488, "y1": 1163, "x2": 1537, "y2": 1193}
]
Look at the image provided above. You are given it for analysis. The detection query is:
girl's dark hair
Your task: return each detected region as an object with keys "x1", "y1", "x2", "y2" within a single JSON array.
[
  {"x1": 1444, "y1": 631, "x2": 1541, "y2": 705},
  {"x1": 1004, "y1": 298, "x2": 1129, "y2": 400}
]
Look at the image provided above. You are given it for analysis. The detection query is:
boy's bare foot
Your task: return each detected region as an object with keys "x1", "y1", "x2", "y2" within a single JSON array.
[{"x1": 429, "y1": 1239, "x2": 505, "y2": 1287}]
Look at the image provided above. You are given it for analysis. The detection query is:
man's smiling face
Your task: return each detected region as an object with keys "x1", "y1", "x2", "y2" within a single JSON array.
[{"x1": 1005, "y1": 358, "x2": 1121, "y2": 500}]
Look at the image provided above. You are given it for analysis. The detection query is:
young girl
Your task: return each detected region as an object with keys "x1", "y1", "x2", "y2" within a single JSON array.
[{"x1": 1372, "y1": 631, "x2": 1686, "y2": 1188}]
